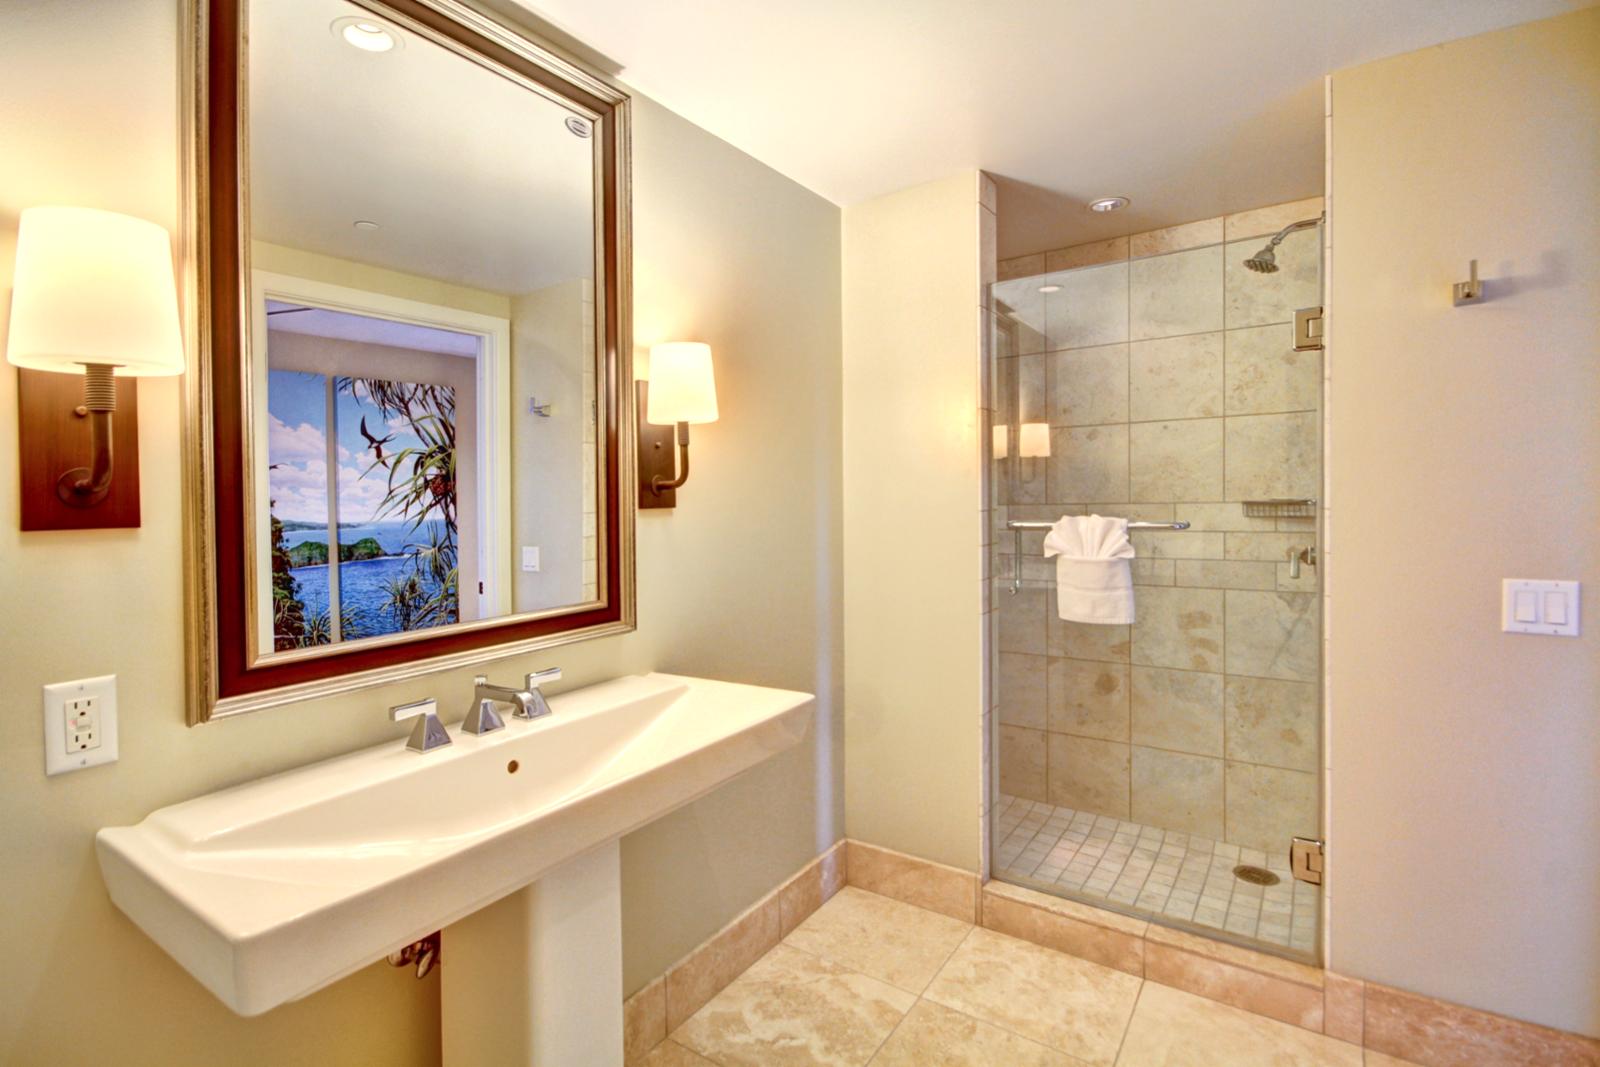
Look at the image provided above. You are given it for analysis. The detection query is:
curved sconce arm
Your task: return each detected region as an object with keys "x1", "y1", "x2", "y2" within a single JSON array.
[
  {"x1": 60, "y1": 363, "x2": 118, "y2": 507},
  {"x1": 650, "y1": 421, "x2": 691, "y2": 494}
]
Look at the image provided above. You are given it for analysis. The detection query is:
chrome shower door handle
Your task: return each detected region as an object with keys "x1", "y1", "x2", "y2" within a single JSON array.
[{"x1": 1011, "y1": 525, "x2": 1022, "y2": 595}]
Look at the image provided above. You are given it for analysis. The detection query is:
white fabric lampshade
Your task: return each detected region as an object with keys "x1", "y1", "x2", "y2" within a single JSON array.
[
  {"x1": 6, "y1": 206, "x2": 185, "y2": 376},
  {"x1": 646, "y1": 342, "x2": 718, "y2": 425}
]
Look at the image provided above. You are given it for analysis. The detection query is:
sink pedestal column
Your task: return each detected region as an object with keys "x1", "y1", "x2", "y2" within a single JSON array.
[{"x1": 442, "y1": 840, "x2": 623, "y2": 1066}]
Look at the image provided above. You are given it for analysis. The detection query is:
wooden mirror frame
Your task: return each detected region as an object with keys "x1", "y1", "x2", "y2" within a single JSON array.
[{"x1": 181, "y1": 0, "x2": 634, "y2": 723}]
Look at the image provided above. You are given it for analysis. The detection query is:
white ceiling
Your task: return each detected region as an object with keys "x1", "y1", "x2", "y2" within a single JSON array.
[
  {"x1": 510, "y1": 0, "x2": 1585, "y2": 255},
  {"x1": 249, "y1": 0, "x2": 596, "y2": 295}
]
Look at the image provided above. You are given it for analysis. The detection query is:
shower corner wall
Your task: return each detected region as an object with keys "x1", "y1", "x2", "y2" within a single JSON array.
[{"x1": 985, "y1": 196, "x2": 1326, "y2": 961}]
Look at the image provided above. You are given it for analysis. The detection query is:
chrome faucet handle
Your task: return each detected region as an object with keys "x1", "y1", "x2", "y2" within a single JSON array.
[
  {"x1": 525, "y1": 667, "x2": 562, "y2": 689},
  {"x1": 522, "y1": 667, "x2": 562, "y2": 719},
  {"x1": 462, "y1": 676, "x2": 506, "y2": 736},
  {"x1": 390, "y1": 698, "x2": 451, "y2": 753}
]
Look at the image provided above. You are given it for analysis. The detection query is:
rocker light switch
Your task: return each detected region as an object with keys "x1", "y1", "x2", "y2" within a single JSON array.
[
  {"x1": 1545, "y1": 593, "x2": 1569, "y2": 626},
  {"x1": 1512, "y1": 591, "x2": 1538, "y2": 623},
  {"x1": 1502, "y1": 579, "x2": 1580, "y2": 637}
]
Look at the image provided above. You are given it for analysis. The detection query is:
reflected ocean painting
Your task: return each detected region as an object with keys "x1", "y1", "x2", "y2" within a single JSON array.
[{"x1": 266, "y1": 361, "x2": 458, "y2": 648}]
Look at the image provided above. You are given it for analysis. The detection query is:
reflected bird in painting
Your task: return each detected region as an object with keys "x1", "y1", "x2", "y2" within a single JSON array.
[{"x1": 359, "y1": 415, "x2": 395, "y2": 461}]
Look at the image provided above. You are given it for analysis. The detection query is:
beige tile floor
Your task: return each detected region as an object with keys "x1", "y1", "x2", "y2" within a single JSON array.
[{"x1": 641, "y1": 886, "x2": 1419, "y2": 1067}]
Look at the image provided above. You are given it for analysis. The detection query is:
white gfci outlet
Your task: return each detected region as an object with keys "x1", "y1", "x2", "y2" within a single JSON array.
[{"x1": 44, "y1": 675, "x2": 119, "y2": 776}]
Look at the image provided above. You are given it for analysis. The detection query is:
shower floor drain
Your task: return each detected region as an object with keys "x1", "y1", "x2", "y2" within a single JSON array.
[{"x1": 1232, "y1": 864, "x2": 1281, "y2": 886}]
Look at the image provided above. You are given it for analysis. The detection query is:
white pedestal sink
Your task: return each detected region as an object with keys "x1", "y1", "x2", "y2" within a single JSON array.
[{"x1": 97, "y1": 673, "x2": 813, "y2": 1063}]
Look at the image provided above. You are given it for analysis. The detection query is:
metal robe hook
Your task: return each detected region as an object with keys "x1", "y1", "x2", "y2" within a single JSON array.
[{"x1": 1452, "y1": 259, "x2": 1484, "y2": 306}]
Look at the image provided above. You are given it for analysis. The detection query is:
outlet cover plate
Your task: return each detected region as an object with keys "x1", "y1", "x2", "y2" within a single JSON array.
[{"x1": 43, "y1": 674, "x2": 119, "y2": 776}]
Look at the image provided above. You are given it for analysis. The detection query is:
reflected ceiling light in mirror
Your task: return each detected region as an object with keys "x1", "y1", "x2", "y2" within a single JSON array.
[
  {"x1": 352, "y1": 220, "x2": 380, "y2": 231},
  {"x1": 1088, "y1": 196, "x2": 1129, "y2": 213},
  {"x1": 331, "y1": 16, "x2": 400, "y2": 53}
]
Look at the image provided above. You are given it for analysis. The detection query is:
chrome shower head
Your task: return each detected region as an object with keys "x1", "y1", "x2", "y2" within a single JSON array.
[
  {"x1": 1242, "y1": 213, "x2": 1324, "y2": 275},
  {"x1": 1243, "y1": 245, "x2": 1279, "y2": 273}
]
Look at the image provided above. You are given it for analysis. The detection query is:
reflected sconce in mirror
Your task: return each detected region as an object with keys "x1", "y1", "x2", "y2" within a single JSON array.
[
  {"x1": 7, "y1": 207, "x2": 184, "y2": 529},
  {"x1": 637, "y1": 342, "x2": 718, "y2": 509},
  {"x1": 1018, "y1": 422, "x2": 1050, "y2": 458}
]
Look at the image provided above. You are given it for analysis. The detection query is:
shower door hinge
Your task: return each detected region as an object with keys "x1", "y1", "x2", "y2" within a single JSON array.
[
  {"x1": 1294, "y1": 306, "x2": 1324, "y2": 351},
  {"x1": 1290, "y1": 837, "x2": 1324, "y2": 886}
]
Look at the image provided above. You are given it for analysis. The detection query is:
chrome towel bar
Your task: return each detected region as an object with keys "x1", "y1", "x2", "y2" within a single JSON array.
[{"x1": 1004, "y1": 518, "x2": 1190, "y2": 594}]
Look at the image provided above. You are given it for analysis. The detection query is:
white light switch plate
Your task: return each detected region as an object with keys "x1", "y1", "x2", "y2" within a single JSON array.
[
  {"x1": 1501, "y1": 579, "x2": 1580, "y2": 637},
  {"x1": 521, "y1": 546, "x2": 541, "y2": 572},
  {"x1": 43, "y1": 675, "x2": 119, "y2": 776}
]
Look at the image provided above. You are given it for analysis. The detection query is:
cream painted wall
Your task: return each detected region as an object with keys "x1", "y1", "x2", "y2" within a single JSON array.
[
  {"x1": 510, "y1": 279, "x2": 590, "y2": 610},
  {"x1": 0, "y1": 4, "x2": 842, "y2": 1064},
  {"x1": 842, "y1": 173, "x2": 985, "y2": 871},
  {"x1": 1328, "y1": 9, "x2": 1599, "y2": 1036}
]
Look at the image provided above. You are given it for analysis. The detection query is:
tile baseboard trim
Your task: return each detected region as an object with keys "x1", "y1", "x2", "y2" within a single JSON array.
[
  {"x1": 978, "y1": 877, "x2": 1600, "y2": 1064},
  {"x1": 844, "y1": 839, "x2": 981, "y2": 922},
  {"x1": 622, "y1": 840, "x2": 846, "y2": 1066},
  {"x1": 1363, "y1": 981, "x2": 1600, "y2": 1067}
]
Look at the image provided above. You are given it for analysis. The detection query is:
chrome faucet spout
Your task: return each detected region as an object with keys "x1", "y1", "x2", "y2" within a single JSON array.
[{"x1": 468, "y1": 675, "x2": 542, "y2": 730}]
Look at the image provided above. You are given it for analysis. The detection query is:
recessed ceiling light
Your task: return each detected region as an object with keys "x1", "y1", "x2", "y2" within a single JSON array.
[
  {"x1": 1088, "y1": 196, "x2": 1130, "y2": 213},
  {"x1": 353, "y1": 220, "x2": 380, "y2": 231},
  {"x1": 332, "y1": 16, "x2": 400, "y2": 53},
  {"x1": 564, "y1": 116, "x2": 592, "y2": 138},
  {"x1": 1038, "y1": 284, "x2": 1062, "y2": 293}
]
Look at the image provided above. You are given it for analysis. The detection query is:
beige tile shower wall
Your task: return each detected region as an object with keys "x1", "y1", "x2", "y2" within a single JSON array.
[{"x1": 992, "y1": 198, "x2": 1323, "y2": 854}]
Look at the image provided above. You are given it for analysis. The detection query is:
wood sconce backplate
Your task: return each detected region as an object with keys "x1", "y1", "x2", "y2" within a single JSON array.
[
  {"x1": 17, "y1": 368, "x2": 141, "y2": 530},
  {"x1": 635, "y1": 381, "x2": 677, "y2": 510}
]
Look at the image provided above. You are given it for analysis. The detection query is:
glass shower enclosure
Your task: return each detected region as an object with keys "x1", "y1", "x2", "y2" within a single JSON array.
[{"x1": 986, "y1": 210, "x2": 1324, "y2": 960}]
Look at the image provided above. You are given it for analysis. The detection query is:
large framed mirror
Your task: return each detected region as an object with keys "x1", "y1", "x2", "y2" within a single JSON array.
[{"x1": 183, "y1": 0, "x2": 633, "y2": 721}]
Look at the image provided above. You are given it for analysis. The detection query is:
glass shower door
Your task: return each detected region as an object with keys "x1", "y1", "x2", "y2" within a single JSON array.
[{"x1": 987, "y1": 212, "x2": 1323, "y2": 960}]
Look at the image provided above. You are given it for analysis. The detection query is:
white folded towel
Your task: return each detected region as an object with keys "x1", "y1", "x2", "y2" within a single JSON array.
[{"x1": 1043, "y1": 514, "x2": 1135, "y2": 624}]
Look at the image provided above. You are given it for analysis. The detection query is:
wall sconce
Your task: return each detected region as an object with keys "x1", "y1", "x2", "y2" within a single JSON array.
[
  {"x1": 7, "y1": 207, "x2": 184, "y2": 529},
  {"x1": 636, "y1": 342, "x2": 718, "y2": 509},
  {"x1": 1018, "y1": 422, "x2": 1050, "y2": 458}
]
